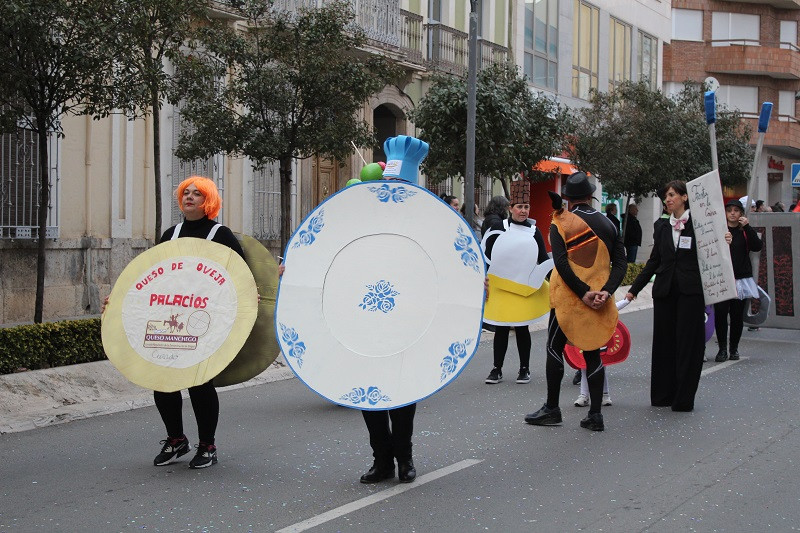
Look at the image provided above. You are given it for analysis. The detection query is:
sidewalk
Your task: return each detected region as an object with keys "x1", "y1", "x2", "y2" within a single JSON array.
[{"x1": 0, "y1": 285, "x2": 653, "y2": 435}]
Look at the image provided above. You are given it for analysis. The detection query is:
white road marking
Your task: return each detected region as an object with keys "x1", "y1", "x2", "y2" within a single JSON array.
[
  {"x1": 701, "y1": 356, "x2": 744, "y2": 376},
  {"x1": 275, "y1": 458, "x2": 483, "y2": 533}
]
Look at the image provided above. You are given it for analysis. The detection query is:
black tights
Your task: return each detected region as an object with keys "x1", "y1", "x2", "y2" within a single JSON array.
[
  {"x1": 493, "y1": 325, "x2": 532, "y2": 369},
  {"x1": 154, "y1": 381, "x2": 219, "y2": 445},
  {"x1": 544, "y1": 310, "x2": 605, "y2": 414},
  {"x1": 714, "y1": 298, "x2": 745, "y2": 351}
]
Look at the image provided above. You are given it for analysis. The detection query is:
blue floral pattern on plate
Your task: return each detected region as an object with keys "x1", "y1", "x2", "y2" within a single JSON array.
[
  {"x1": 367, "y1": 183, "x2": 417, "y2": 203},
  {"x1": 291, "y1": 208, "x2": 325, "y2": 248},
  {"x1": 453, "y1": 225, "x2": 481, "y2": 273},
  {"x1": 440, "y1": 338, "x2": 474, "y2": 381},
  {"x1": 340, "y1": 386, "x2": 391, "y2": 406},
  {"x1": 278, "y1": 323, "x2": 306, "y2": 368},
  {"x1": 358, "y1": 280, "x2": 399, "y2": 313}
]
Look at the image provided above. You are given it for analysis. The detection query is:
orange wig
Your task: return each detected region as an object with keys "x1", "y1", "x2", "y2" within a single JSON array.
[{"x1": 176, "y1": 176, "x2": 222, "y2": 220}]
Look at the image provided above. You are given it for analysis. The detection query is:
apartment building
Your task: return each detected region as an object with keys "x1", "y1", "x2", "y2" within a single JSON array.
[
  {"x1": 0, "y1": 1, "x2": 516, "y2": 324},
  {"x1": 664, "y1": 0, "x2": 800, "y2": 207}
]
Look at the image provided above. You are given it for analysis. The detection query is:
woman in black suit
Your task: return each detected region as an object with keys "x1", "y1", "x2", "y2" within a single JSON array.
[{"x1": 626, "y1": 180, "x2": 707, "y2": 412}]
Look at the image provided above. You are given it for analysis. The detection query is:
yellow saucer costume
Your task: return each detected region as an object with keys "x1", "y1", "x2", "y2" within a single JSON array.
[
  {"x1": 548, "y1": 192, "x2": 617, "y2": 351},
  {"x1": 213, "y1": 234, "x2": 280, "y2": 387},
  {"x1": 102, "y1": 238, "x2": 258, "y2": 392},
  {"x1": 481, "y1": 180, "x2": 553, "y2": 326}
]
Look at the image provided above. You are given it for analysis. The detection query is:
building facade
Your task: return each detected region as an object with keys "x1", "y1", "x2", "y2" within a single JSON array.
[{"x1": 664, "y1": 0, "x2": 800, "y2": 208}]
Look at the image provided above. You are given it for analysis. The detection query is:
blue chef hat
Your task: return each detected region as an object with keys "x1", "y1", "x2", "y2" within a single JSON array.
[{"x1": 382, "y1": 135, "x2": 429, "y2": 185}]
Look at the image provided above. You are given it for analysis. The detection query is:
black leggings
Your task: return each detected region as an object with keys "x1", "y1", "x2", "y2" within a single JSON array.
[
  {"x1": 493, "y1": 325, "x2": 532, "y2": 369},
  {"x1": 544, "y1": 310, "x2": 604, "y2": 413},
  {"x1": 714, "y1": 298, "x2": 745, "y2": 351},
  {"x1": 154, "y1": 381, "x2": 219, "y2": 445},
  {"x1": 362, "y1": 403, "x2": 416, "y2": 464}
]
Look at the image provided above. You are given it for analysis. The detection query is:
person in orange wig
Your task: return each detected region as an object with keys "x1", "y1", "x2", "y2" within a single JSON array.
[{"x1": 152, "y1": 176, "x2": 245, "y2": 469}]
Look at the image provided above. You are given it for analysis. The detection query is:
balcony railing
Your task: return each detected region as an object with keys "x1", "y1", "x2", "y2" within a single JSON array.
[
  {"x1": 707, "y1": 39, "x2": 800, "y2": 80},
  {"x1": 271, "y1": 0, "x2": 399, "y2": 48},
  {"x1": 425, "y1": 23, "x2": 509, "y2": 77},
  {"x1": 400, "y1": 9, "x2": 423, "y2": 64}
]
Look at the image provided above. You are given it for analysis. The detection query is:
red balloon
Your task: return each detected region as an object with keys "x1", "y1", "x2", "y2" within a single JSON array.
[{"x1": 378, "y1": 161, "x2": 386, "y2": 170}]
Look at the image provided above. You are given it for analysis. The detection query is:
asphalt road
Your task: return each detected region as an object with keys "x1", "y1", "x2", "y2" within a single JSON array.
[{"x1": 2, "y1": 308, "x2": 799, "y2": 533}]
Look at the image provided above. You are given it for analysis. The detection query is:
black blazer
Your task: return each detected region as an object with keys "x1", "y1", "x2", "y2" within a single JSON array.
[{"x1": 630, "y1": 217, "x2": 703, "y2": 298}]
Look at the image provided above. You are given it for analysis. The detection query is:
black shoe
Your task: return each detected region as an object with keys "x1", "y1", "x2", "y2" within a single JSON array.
[
  {"x1": 360, "y1": 463, "x2": 395, "y2": 483},
  {"x1": 715, "y1": 348, "x2": 728, "y2": 362},
  {"x1": 398, "y1": 459, "x2": 416, "y2": 483},
  {"x1": 485, "y1": 367, "x2": 502, "y2": 384},
  {"x1": 524, "y1": 404, "x2": 562, "y2": 426},
  {"x1": 729, "y1": 349, "x2": 740, "y2": 361},
  {"x1": 189, "y1": 443, "x2": 218, "y2": 469},
  {"x1": 572, "y1": 369, "x2": 582, "y2": 385},
  {"x1": 580, "y1": 412, "x2": 604, "y2": 431},
  {"x1": 154, "y1": 435, "x2": 190, "y2": 466},
  {"x1": 516, "y1": 368, "x2": 531, "y2": 384}
]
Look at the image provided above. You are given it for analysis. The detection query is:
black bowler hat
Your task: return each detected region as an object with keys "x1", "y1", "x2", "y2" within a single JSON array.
[
  {"x1": 561, "y1": 171, "x2": 596, "y2": 199},
  {"x1": 725, "y1": 199, "x2": 744, "y2": 210}
]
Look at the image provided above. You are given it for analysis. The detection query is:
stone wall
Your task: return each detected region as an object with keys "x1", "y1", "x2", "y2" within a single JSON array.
[{"x1": 0, "y1": 238, "x2": 150, "y2": 325}]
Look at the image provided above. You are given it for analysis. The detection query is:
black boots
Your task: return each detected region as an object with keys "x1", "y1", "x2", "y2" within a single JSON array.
[
  {"x1": 360, "y1": 462, "x2": 394, "y2": 483},
  {"x1": 715, "y1": 348, "x2": 728, "y2": 362}
]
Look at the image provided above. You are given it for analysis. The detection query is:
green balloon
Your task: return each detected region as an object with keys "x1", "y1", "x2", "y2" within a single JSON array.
[
  {"x1": 345, "y1": 178, "x2": 362, "y2": 186},
  {"x1": 359, "y1": 163, "x2": 384, "y2": 181}
]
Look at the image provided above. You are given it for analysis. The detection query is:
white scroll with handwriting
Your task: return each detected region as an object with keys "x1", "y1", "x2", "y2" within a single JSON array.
[{"x1": 687, "y1": 170, "x2": 737, "y2": 305}]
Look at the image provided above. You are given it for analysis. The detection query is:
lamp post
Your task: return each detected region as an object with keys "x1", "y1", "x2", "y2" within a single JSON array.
[{"x1": 465, "y1": 0, "x2": 478, "y2": 228}]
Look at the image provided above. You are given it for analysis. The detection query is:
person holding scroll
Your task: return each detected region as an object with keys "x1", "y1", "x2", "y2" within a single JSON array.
[{"x1": 626, "y1": 181, "x2": 711, "y2": 412}]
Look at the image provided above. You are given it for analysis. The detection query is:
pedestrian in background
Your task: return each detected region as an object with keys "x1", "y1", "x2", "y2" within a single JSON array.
[
  {"x1": 605, "y1": 203, "x2": 621, "y2": 233},
  {"x1": 621, "y1": 204, "x2": 642, "y2": 263}
]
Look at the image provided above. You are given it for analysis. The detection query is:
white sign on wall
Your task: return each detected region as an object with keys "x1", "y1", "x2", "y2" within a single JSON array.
[{"x1": 687, "y1": 170, "x2": 737, "y2": 305}]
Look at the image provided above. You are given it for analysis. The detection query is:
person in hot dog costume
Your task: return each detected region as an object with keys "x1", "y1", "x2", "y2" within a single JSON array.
[
  {"x1": 151, "y1": 176, "x2": 245, "y2": 468},
  {"x1": 525, "y1": 172, "x2": 627, "y2": 431}
]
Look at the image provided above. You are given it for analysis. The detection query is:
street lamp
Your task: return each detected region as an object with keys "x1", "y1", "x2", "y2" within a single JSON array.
[{"x1": 465, "y1": 0, "x2": 478, "y2": 228}]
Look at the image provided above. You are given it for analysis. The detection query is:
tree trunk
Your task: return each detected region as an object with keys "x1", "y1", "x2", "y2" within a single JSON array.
[
  {"x1": 500, "y1": 177, "x2": 510, "y2": 199},
  {"x1": 279, "y1": 156, "x2": 293, "y2": 253},
  {"x1": 33, "y1": 123, "x2": 49, "y2": 323},
  {"x1": 152, "y1": 88, "x2": 162, "y2": 242},
  {"x1": 621, "y1": 193, "x2": 632, "y2": 240}
]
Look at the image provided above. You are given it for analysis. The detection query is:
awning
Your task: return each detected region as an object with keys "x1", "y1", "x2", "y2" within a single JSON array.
[{"x1": 532, "y1": 157, "x2": 583, "y2": 175}]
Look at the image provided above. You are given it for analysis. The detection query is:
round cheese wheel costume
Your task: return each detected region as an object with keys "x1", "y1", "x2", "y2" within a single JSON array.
[{"x1": 101, "y1": 238, "x2": 258, "y2": 392}]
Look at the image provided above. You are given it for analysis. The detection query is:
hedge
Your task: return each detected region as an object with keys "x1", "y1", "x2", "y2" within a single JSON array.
[
  {"x1": 0, "y1": 318, "x2": 105, "y2": 375},
  {"x1": 621, "y1": 262, "x2": 646, "y2": 286}
]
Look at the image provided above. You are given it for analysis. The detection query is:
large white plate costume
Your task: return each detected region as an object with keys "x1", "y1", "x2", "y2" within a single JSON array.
[{"x1": 275, "y1": 138, "x2": 486, "y2": 410}]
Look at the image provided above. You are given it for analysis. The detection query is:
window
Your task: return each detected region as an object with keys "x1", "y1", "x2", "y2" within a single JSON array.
[
  {"x1": 638, "y1": 31, "x2": 658, "y2": 90},
  {"x1": 716, "y1": 85, "x2": 758, "y2": 114},
  {"x1": 779, "y1": 90, "x2": 796, "y2": 121},
  {"x1": 572, "y1": 0, "x2": 599, "y2": 100},
  {"x1": 0, "y1": 119, "x2": 60, "y2": 240},
  {"x1": 171, "y1": 100, "x2": 225, "y2": 225},
  {"x1": 608, "y1": 18, "x2": 631, "y2": 91},
  {"x1": 429, "y1": 0, "x2": 441, "y2": 23},
  {"x1": 672, "y1": 9, "x2": 703, "y2": 42},
  {"x1": 711, "y1": 12, "x2": 759, "y2": 46},
  {"x1": 780, "y1": 20, "x2": 797, "y2": 50},
  {"x1": 524, "y1": 0, "x2": 559, "y2": 90}
]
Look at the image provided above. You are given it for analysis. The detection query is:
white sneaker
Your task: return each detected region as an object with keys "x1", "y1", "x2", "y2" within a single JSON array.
[
  {"x1": 573, "y1": 394, "x2": 589, "y2": 407},
  {"x1": 602, "y1": 393, "x2": 613, "y2": 406}
]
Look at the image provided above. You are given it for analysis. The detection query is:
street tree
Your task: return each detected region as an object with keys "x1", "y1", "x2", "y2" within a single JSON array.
[
  {"x1": 568, "y1": 80, "x2": 752, "y2": 236},
  {"x1": 173, "y1": 0, "x2": 398, "y2": 251},
  {"x1": 99, "y1": 0, "x2": 209, "y2": 240},
  {"x1": 0, "y1": 0, "x2": 114, "y2": 322},
  {"x1": 409, "y1": 62, "x2": 570, "y2": 198}
]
